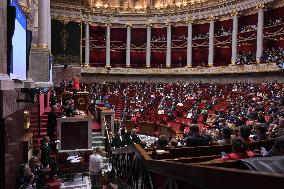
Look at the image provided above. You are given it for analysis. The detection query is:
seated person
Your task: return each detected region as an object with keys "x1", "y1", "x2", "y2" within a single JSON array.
[
  {"x1": 265, "y1": 135, "x2": 284, "y2": 156},
  {"x1": 29, "y1": 148, "x2": 47, "y2": 188},
  {"x1": 169, "y1": 138, "x2": 179, "y2": 147},
  {"x1": 218, "y1": 137, "x2": 254, "y2": 162},
  {"x1": 183, "y1": 124, "x2": 211, "y2": 147},
  {"x1": 217, "y1": 126, "x2": 232, "y2": 145},
  {"x1": 253, "y1": 123, "x2": 268, "y2": 141},
  {"x1": 19, "y1": 173, "x2": 34, "y2": 189},
  {"x1": 239, "y1": 125, "x2": 254, "y2": 143},
  {"x1": 63, "y1": 103, "x2": 76, "y2": 117},
  {"x1": 131, "y1": 128, "x2": 142, "y2": 145},
  {"x1": 40, "y1": 136, "x2": 57, "y2": 177},
  {"x1": 16, "y1": 164, "x2": 32, "y2": 189},
  {"x1": 156, "y1": 135, "x2": 169, "y2": 149}
]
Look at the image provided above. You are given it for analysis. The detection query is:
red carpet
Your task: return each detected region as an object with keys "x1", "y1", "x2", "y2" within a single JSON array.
[{"x1": 92, "y1": 121, "x2": 101, "y2": 132}]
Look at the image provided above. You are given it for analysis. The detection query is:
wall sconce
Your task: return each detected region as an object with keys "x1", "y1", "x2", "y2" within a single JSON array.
[{"x1": 24, "y1": 110, "x2": 31, "y2": 130}]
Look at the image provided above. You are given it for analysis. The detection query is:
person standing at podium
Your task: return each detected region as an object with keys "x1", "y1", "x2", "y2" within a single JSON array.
[{"x1": 72, "y1": 74, "x2": 80, "y2": 95}]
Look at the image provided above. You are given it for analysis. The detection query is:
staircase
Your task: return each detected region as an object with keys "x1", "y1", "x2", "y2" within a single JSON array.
[{"x1": 92, "y1": 132, "x2": 110, "y2": 168}]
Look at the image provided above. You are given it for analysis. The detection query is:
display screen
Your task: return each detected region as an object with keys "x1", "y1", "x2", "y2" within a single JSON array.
[{"x1": 10, "y1": 0, "x2": 27, "y2": 80}]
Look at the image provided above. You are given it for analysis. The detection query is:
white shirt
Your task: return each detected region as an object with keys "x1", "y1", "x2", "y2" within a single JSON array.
[{"x1": 89, "y1": 153, "x2": 103, "y2": 175}]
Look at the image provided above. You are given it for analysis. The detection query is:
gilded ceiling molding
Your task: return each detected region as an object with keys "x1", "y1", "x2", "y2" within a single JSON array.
[{"x1": 51, "y1": 0, "x2": 279, "y2": 26}]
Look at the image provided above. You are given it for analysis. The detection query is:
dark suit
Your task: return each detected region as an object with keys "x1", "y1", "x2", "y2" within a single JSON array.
[
  {"x1": 131, "y1": 134, "x2": 142, "y2": 145},
  {"x1": 111, "y1": 136, "x2": 123, "y2": 148},
  {"x1": 184, "y1": 134, "x2": 210, "y2": 147},
  {"x1": 40, "y1": 143, "x2": 57, "y2": 176},
  {"x1": 47, "y1": 111, "x2": 57, "y2": 140}
]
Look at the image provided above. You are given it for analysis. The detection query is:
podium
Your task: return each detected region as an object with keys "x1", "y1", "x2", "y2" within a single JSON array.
[
  {"x1": 57, "y1": 116, "x2": 92, "y2": 150},
  {"x1": 73, "y1": 92, "x2": 89, "y2": 113}
]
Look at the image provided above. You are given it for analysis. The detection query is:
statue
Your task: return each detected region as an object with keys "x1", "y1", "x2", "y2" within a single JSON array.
[{"x1": 60, "y1": 28, "x2": 69, "y2": 51}]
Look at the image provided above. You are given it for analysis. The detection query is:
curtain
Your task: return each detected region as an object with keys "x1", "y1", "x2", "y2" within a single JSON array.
[
  {"x1": 192, "y1": 48, "x2": 208, "y2": 67},
  {"x1": 89, "y1": 25, "x2": 106, "y2": 67},
  {"x1": 238, "y1": 14, "x2": 257, "y2": 31},
  {"x1": 131, "y1": 28, "x2": 147, "y2": 67},
  {"x1": 171, "y1": 26, "x2": 187, "y2": 67},
  {"x1": 110, "y1": 28, "x2": 127, "y2": 67},
  {"x1": 214, "y1": 46, "x2": 231, "y2": 66},
  {"x1": 151, "y1": 27, "x2": 167, "y2": 67},
  {"x1": 193, "y1": 23, "x2": 209, "y2": 36}
]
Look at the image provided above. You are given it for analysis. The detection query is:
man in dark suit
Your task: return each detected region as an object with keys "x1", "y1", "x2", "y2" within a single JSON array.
[
  {"x1": 183, "y1": 124, "x2": 211, "y2": 147},
  {"x1": 40, "y1": 136, "x2": 57, "y2": 177},
  {"x1": 131, "y1": 128, "x2": 142, "y2": 145},
  {"x1": 47, "y1": 105, "x2": 58, "y2": 141}
]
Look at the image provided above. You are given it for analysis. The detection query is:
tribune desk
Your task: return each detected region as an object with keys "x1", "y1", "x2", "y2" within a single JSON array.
[{"x1": 57, "y1": 116, "x2": 92, "y2": 150}]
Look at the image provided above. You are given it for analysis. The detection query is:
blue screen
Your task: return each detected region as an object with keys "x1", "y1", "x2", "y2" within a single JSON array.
[{"x1": 10, "y1": 0, "x2": 27, "y2": 80}]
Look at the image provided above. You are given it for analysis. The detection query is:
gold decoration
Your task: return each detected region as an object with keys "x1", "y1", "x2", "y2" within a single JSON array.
[
  {"x1": 19, "y1": 2, "x2": 30, "y2": 14},
  {"x1": 53, "y1": 54, "x2": 81, "y2": 65},
  {"x1": 255, "y1": 3, "x2": 265, "y2": 10},
  {"x1": 231, "y1": 7, "x2": 238, "y2": 16},
  {"x1": 78, "y1": 97, "x2": 85, "y2": 105},
  {"x1": 36, "y1": 44, "x2": 49, "y2": 49},
  {"x1": 82, "y1": 62, "x2": 281, "y2": 75},
  {"x1": 24, "y1": 110, "x2": 30, "y2": 130}
]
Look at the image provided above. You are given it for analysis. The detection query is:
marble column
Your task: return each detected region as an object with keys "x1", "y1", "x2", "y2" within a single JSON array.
[
  {"x1": 38, "y1": 0, "x2": 49, "y2": 48},
  {"x1": 85, "y1": 22, "x2": 90, "y2": 65},
  {"x1": 166, "y1": 23, "x2": 172, "y2": 67},
  {"x1": 106, "y1": 24, "x2": 111, "y2": 67},
  {"x1": 126, "y1": 24, "x2": 131, "y2": 67},
  {"x1": 256, "y1": 5, "x2": 264, "y2": 63},
  {"x1": 187, "y1": 21, "x2": 193, "y2": 67},
  {"x1": 231, "y1": 13, "x2": 238, "y2": 65},
  {"x1": 208, "y1": 18, "x2": 215, "y2": 66},
  {"x1": 47, "y1": 0, "x2": 51, "y2": 50},
  {"x1": 146, "y1": 24, "x2": 151, "y2": 67}
]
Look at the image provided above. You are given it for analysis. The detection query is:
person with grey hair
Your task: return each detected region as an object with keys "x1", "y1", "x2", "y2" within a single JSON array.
[{"x1": 89, "y1": 147, "x2": 104, "y2": 188}]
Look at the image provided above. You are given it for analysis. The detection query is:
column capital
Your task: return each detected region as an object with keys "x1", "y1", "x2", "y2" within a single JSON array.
[
  {"x1": 125, "y1": 23, "x2": 132, "y2": 27},
  {"x1": 105, "y1": 22, "x2": 112, "y2": 27},
  {"x1": 84, "y1": 20, "x2": 91, "y2": 24},
  {"x1": 146, "y1": 23, "x2": 152, "y2": 27},
  {"x1": 231, "y1": 9, "x2": 238, "y2": 16},
  {"x1": 255, "y1": 3, "x2": 265, "y2": 10},
  {"x1": 207, "y1": 15, "x2": 216, "y2": 22},
  {"x1": 166, "y1": 22, "x2": 172, "y2": 26},
  {"x1": 186, "y1": 19, "x2": 194, "y2": 24}
]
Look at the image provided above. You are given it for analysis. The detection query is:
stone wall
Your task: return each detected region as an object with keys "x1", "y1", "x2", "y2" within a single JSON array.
[
  {"x1": 81, "y1": 71, "x2": 284, "y2": 84},
  {"x1": 0, "y1": 0, "x2": 7, "y2": 74}
]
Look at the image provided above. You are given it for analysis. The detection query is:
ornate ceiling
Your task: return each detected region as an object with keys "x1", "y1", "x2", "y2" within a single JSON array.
[
  {"x1": 50, "y1": 0, "x2": 284, "y2": 25},
  {"x1": 87, "y1": 0, "x2": 209, "y2": 11},
  {"x1": 52, "y1": 0, "x2": 227, "y2": 13}
]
